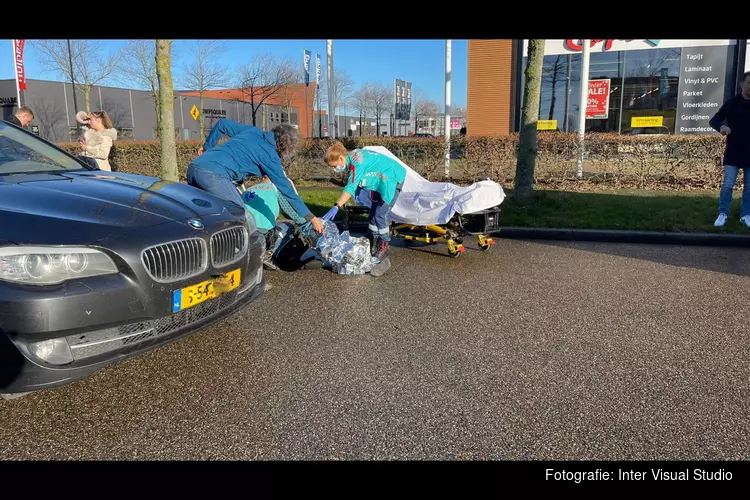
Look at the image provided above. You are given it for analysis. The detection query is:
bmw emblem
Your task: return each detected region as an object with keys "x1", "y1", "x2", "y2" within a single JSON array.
[{"x1": 187, "y1": 218, "x2": 204, "y2": 230}]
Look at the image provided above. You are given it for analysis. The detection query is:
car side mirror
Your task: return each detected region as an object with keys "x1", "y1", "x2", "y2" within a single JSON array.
[{"x1": 77, "y1": 155, "x2": 99, "y2": 169}]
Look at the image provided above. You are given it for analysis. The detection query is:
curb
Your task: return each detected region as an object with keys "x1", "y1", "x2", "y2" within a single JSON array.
[{"x1": 492, "y1": 227, "x2": 750, "y2": 248}]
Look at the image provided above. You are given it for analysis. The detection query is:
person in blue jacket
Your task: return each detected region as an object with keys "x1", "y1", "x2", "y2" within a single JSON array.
[
  {"x1": 323, "y1": 141, "x2": 406, "y2": 261},
  {"x1": 709, "y1": 71, "x2": 750, "y2": 228},
  {"x1": 188, "y1": 119, "x2": 324, "y2": 234}
]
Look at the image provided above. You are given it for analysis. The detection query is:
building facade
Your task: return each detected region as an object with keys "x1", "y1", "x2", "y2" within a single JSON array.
[
  {"x1": 2, "y1": 77, "x2": 463, "y2": 142},
  {"x1": 467, "y1": 39, "x2": 750, "y2": 136},
  {"x1": 0, "y1": 78, "x2": 307, "y2": 143},
  {"x1": 466, "y1": 39, "x2": 518, "y2": 137}
]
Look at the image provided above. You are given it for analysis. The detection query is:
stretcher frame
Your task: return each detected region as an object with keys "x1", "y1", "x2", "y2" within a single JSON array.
[{"x1": 342, "y1": 204, "x2": 500, "y2": 258}]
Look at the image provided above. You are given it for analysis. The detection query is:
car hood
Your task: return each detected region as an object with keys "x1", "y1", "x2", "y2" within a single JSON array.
[{"x1": 0, "y1": 170, "x2": 241, "y2": 245}]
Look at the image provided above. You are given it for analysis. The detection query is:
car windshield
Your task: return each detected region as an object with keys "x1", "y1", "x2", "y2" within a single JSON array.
[{"x1": 0, "y1": 121, "x2": 87, "y2": 175}]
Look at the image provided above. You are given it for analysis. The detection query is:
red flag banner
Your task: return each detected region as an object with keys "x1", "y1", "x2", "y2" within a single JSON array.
[{"x1": 13, "y1": 39, "x2": 26, "y2": 91}]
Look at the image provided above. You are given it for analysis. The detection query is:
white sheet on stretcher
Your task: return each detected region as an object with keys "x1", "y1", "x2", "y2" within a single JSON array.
[{"x1": 361, "y1": 146, "x2": 506, "y2": 226}]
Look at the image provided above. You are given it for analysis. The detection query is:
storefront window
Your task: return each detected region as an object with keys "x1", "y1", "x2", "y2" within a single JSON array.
[
  {"x1": 539, "y1": 53, "x2": 579, "y2": 132},
  {"x1": 619, "y1": 47, "x2": 681, "y2": 135},
  {"x1": 538, "y1": 51, "x2": 625, "y2": 133},
  {"x1": 527, "y1": 43, "x2": 733, "y2": 135}
]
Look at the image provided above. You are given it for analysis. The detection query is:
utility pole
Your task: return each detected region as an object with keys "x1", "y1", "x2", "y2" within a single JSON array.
[
  {"x1": 67, "y1": 39, "x2": 81, "y2": 137},
  {"x1": 576, "y1": 39, "x2": 591, "y2": 180},
  {"x1": 326, "y1": 40, "x2": 336, "y2": 138},
  {"x1": 444, "y1": 39, "x2": 452, "y2": 178}
]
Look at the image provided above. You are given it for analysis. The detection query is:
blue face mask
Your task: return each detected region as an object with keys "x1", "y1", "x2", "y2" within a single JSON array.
[{"x1": 334, "y1": 166, "x2": 346, "y2": 174}]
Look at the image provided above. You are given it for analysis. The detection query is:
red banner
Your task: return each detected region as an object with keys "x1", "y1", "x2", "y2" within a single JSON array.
[
  {"x1": 13, "y1": 39, "x2": 26, "y2": 91},
  {"x1": 586, "y1": 79, "x2": 610, "y2": 119}
]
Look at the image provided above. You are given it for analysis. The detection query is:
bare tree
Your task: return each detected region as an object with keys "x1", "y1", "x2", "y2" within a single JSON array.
[
  {"x1": 115, "y1": 40, "x2": 179, "y2": 137},
  {"x1": 31, "y1": 39, "x2": 121, "y2": 113},
  {"x1": 515, "y1": 39, "x2": 545, "y2": 201},
  {"x1": 412, "y1": 88, "x2": 441, "y2": 132},
  {"x1": 233, "y1": 54, "x2": 298, "y2": 129},
  {"x1": 350, "y1": 83, "x2": 374, "y2": 136},
  {"x1": 156, "y1": 40, "x2": 178, "y2": 181},
  {"x1": 371, "y1": 83, "x2": 392, "y2": 136},
  {"x1": 27, "y1": 97, "x2": 66, "y2": 142},
  {"x1": 177, "y1": 40, "x2": 231, "y2": 140},
  {"x1": 451, "y1": 105, "x2": 466, "y2": 118},
  {"x1": 317, "y1": 68, "x2": 354, "y2": 114},
  {"x1": 101, "y1": 96, "x2": 131, "y2": 132}
]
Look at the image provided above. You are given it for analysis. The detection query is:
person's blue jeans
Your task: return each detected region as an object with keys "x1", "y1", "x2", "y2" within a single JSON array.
[
  {"x1": 354, "y1": 185, "x2": 402, "y2": 243},
  {"x1": 718, "y1": 165, "x2": 750, "y2": 217},
  {"x1": 187, "y1": 163, "x2": 245, "y2": 210}
]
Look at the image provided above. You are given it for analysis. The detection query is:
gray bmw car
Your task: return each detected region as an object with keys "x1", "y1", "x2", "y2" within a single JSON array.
[{"x1": 0, "y1": 120, "x2": 266, "y2": 399}]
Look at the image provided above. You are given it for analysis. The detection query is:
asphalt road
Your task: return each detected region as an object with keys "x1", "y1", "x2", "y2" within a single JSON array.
[{"x1": 1, "y1": 237, "x2": 749, "y2": 460}]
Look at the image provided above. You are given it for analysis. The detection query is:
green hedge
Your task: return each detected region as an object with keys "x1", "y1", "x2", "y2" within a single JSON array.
[{"x1": 56, "y1": 132, "x2": 729, "y2": 190}]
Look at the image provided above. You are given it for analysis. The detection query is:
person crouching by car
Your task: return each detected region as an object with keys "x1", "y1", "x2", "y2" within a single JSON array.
[
  {"x1": 242, "y1": 175, "x2": 324, "y2": 271},
  {"x1": 323, "y1": 141, "x2": 406, "y2": 262},
  {"x1": 77, "y1": 111, "x2": 118, "y2": 171}
]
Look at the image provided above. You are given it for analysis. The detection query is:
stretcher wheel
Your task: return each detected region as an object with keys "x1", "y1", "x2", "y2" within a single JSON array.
[
  {"x1": 447, "y1": 239, "x2": 466, "y2": 258},
  {"x1": 477, "y1": 234, "x2": 496, "y2": 251}
]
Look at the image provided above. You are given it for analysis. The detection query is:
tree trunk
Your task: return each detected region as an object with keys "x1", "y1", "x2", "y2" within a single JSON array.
[
  {"x1": 83, "y1": 87, "x2": 91, "y2": 112},
  {"x1": 359, "y1": 112, "x2": 363, "y2": 136},
  {"x1": 156, "y1": 39, "x2": 178, "y2": 182},
  {"x1": 514, "y1": 39, "x2": 545, "y2": 201},
  {"x1": 251, "y1": 93, "x2": 257, "y2": 126}
]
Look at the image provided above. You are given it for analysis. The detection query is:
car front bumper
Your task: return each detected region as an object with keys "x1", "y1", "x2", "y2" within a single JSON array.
[
  {"x1": 0, "y1": 270, "x2": 265, "y2": 395},
  {"x1": 0, "y1": 227, "x2": 267, "y2": 396}
]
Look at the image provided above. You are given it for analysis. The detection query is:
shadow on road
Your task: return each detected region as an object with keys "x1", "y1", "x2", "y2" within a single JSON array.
[{"x1": 529, "y1": 238, "x2": 750, "y2": 278}]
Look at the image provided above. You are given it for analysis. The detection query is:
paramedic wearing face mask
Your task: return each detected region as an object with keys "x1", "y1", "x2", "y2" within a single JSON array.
[{"x1": 323, "y1": 141, "x2": 406, "y2": 261}]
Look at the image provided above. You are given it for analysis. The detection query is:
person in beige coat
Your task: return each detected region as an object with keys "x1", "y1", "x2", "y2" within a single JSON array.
[{"x1": 77, "y1": 110, "x2": 118, "y2": 171}]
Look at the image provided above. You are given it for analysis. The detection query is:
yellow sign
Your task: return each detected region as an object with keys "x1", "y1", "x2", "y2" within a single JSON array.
[
  {"x1": 190, "y1": 104, "x2": 200, "y2": 120},
  {"x1": 537, "y1": 119, "x2": 558, "y2": 131},
  {"x1": 631, "y1": 116, "x2": 663, "y2": 128}
]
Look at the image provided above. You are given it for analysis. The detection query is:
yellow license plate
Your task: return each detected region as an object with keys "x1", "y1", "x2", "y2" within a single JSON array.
[{"x1": 171, "y1": 268, "x2": 241, "y2": 312}]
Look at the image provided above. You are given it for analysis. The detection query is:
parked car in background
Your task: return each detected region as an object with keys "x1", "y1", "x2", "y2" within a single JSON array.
[{"x1": 0, "y1": 120, "x2": 266, "y2": 399}]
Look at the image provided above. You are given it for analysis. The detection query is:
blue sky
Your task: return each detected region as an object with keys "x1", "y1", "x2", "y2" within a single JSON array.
[{"x1": 2, "y1": 39, "x2": 468, "y2": 110}]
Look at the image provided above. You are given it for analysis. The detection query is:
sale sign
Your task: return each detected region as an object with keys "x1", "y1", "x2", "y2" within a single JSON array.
[{"x1": 586, "y1": 79, "x2": 610, "y2": 119}]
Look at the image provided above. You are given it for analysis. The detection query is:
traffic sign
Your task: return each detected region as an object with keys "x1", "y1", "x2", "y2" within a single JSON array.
[{"x1": 190, "y1": 105, "x2": 200, "y2": 120}]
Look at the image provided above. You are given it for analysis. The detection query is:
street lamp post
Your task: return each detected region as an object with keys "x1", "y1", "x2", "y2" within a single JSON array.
[{"x1": 576, "y1": 39, "x2": 591, "y2": 180}]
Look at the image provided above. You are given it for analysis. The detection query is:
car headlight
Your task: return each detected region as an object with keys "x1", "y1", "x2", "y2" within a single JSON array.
[
  {"x1": 243, "y1": 207, "x2": 257, "y2": 234},
  {"x1": 0, "y1": 246, "x2": 118, "y2": 285}
]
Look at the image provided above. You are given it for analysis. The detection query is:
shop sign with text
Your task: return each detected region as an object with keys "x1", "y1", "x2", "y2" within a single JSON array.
[
  {"x1": 586, "y1": 79, "x2": 610, "y2": 119},
  {"x1": 564, "y1": 39, "x2": 661, "y2": 52}
]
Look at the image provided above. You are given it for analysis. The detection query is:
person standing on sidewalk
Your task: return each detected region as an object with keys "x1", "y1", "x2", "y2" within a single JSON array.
[{"x1": 709, "y1": 70, "x2": 750, "y2": 227}]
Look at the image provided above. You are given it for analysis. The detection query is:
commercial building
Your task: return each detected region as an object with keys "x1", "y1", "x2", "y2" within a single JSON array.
[
  {"x1": 467, "y1": 39, "x2": 750, "y2": 136},
  {"x1": 1, "y1": 77, "x2": 460, "y2": 141},
  {"x1": 0, "y1": 78, "x2": 318, "y2": 142}
]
